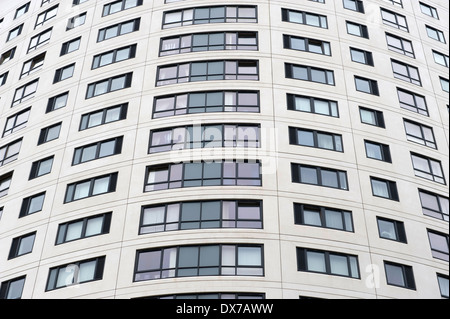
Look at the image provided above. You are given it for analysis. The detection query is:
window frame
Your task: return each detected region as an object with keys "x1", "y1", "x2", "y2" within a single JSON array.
[
  {"x1": 380, "y1": 8, "x2": 408, "y2": 32},
  {"x1": 92, "y1": 44, "x2": 137, "y2": 69},
  {"x1": 294, "y1": 203, "x2": 354, "y2": 232},
  {"x1": 53, "y1": 63, "x2": 75, "y2": 84},
  {"x1": 427, "y1": 230, "x2": 449, "y2": 261},
  {"x1": 285, "y1": 63, "x2": 335, "y2": 86},
  {"x1": 86, "y1": 73, "x2": 133, "y2": 99},
  {"x1": 403, "y1": 118, "x2": 436, "y2": 149},
  {"x1": 0, "y1": 276, "x2": 26, "y2": 299},
  {"x1": 28, "y1": 28, "x2": 52, "y2": 53},
  {"x1": 8, "y1": 232, "x2": 36, "y2": 259},
  {"x1": 72, "y1": 136, "x2": 123, "y2": 165},
  {"x1": 102, "y1": 0, "x2": 143, "y2": 17},
  {"x1": 384, "y1": 261, "x2": 416, "y2": 290},
  {"x1": 97, "y1": 18, "x2": 141, "y2": 42},
  {"x1": 283, "y1": 34, "x2": 331, "y2": 56},
  {"x1": 29, "y1": 156, "x2": 54, "y2": 180},
  {"x1": 281, "y1": 8, "x2": 328, "y2": 29},
  {"x1": 359, "y1": 107, "x2": 385, "y2": 128},
  {"x1": 418, "y1": 189, "x2": 449, "y2": 222},
  {"x1": 364, "y1": 140, "x2": 392, "y2": 163},
  {"x1": 79, "y1": 103, "x2": 128, "y2": 130},
  {"x1": 289, "y1": 127, "x2": 343, "y2": 152},
  {"x1": 370, "y1": 177, "x2": 399, "y2": 201},
  {"x1": 3, "y1": 107, "x2": 31, "y2": 137},
  {"x1": 64, "y1": 172, "x2": 118, "y2": 203},
  {"x1": 38, "y1": 122, "x2": 61, "y2": 145},
  {"x1": 19, "y1": 192, "x2": 46, "y2": 218},
  {"x1": 291, "y1": 163, "x2": 349, "y2": 190},
  {"x1": 287, "y1": 94, "x2": 339, "y2": 118},
  {"x1": 377, "y1": 217, "x2": 407, "y2": 243},
  {"x1": 410, "y1": 153, "x2": 445, "y2": 184},
  {"x1": 0, "y1": 139, "x2": 22, "y2": 167},
  {"x1": 354, "y1": 76, "x2": 379, "y2": 95},
  {"x1": 385, "y1": 32, "x2": 415, "y2": 58}
]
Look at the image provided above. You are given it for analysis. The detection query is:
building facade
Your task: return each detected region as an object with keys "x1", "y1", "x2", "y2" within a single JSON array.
[{"x1": 0, "y1": 0, "x2": 448, "y2": 299}]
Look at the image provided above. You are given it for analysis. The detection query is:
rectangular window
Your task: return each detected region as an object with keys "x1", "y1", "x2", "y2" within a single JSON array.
[
  {"x1": 149, "y1": 124, "x2": 260, "y2": 153},
  {"x1": 377, "y1": 217, "x2": 407, "y2": 243},
  {"x1": 0, "y1": 72, "x2": 7, "y2": 86},
  {"x1": 92, "y1": 44, "x2": 137, "y2": 69},
  {"x1": 359, "y1": 107, "x2": 385, "y2": 128},
  {"x1": 145, "y1": 160, "x2": 262, "y2": 192},
  {"x1": 281, "y1": 8, "x2": 328, "y2": 28},
  {"x1": 287, "y1": 94, "x2": 339, "y2": 117},
  {"x1": 289, "y1": 127, "x2": 343, "y2": 152},
  {"x1": 0, "y1": 139, "x2": 22, "y2": 167},
  {"x1": 437, "y1": 275, "x2": 449, "y2": 298},
  {"x1": 283, "y1": 35, "x2": 331, "y2": 56},
  {"x1": 80, "y1": 104, "x2": 128, "y2": 130},
  {"x1": 163, "y1": 6, "x2": 257, "y2": 29},
  {"x1": 427, "y1": 230, "x2": 449, "y2": 261},
  {"x1": 285, "y1": 63, "x2": 335, "y2": 85},
  {"x1": 343, "y1": 0, "x2": 364, "y2": 13},
  {"x1": 153, "y1": 91, "x2": 260, "y2": 118},
  {"x1": 12, "y1": 79, "x2": 39, "y2": 106},
  {"x1": 29, "y1": 156, "x2": 54, "y2": 180},
  {"x1": 370, "y1": 177, "x2": 399, "y2": 201},
  {"x1": 73, "y1": 137, "x2": 123, "y2": 165},
  {"x1": 38, "y1": 122, "x2": 61, "y2": 145},
  {"x1": 384, "y1": 261, "x2": 416, "y2": 289},
  {"x1": 397, "y1": 88, "x2": 428, "y2": 116},
  {"x1": 297, "y1": 248, "x2": 360, "y2": 279},
  {"x1": 140, "y1": 200, "x2": 262, "y2": 234},
  {"x1": 67, "y1": 12, "x2": 86, "y2": 30},
  {"x1": 433, "y1": 50, "x2": 449, "y2": 68},
  {"x1": 294, "y1": 203, "x2": 353, "y2": 232},
  {"x1": 0, "y1": 172, "x2": 13, "y2": 198},
  {"x1": 152, "y1": 292, "x2": 265, "y2": 299},
  {"x1": 46, "y1": 92, "x2": 69, "y2": 113},
  {"x1": 7, "y1": 24, "x2": 23, "y2": 41},
  {"x1": 64, "y1": 172, "x2": 118, "y2": 203},
  {"x1": 364, "y1": 140, "x2": 392, "y2": 162},
  {"x1": 8, "y1": 232, "x2": 36, "y2": 259},
  {"x1": 420, "y1": 2, "x2": 439, "y2": 19},
  {"x1": 53, "y1": 63, "x2": 75, "y2": 84},
  {"x1": 1, "y1": 47, "x2": 16, "y2": 66},
  {"x1": 21, "y1": 52, "x2": 46, "y2": 79},
  {"x1": 160, "y1": 32, "x2": 258, "y2": 56},
  {"x1": 0, "y1": 276, "x2": 25, "y2": 299},
  {"x1": 426, "y1": 25, "x2": 446, "y2": 43},
  {"x1": 403, "y1": 119, "x2": 436, "y2": 149},
  {"x1": 350, "y1": 47, "x2": 374, "y2": 66},
  {"x1": 386, "y1": 33, "x2": 415, "y2": 58},
  {"x1": 46, "y1": 256, "x2": 105, "y2": 291},
  {"x1": 382, "y1": 0, "x2": 403, "y2": 7},
  {"x1": 354, "y1": 76, "x2": 379, "y2": 95},
  {"x1": 60, "y1": 37, "x2": 81, "y2": 56},
  {"x1": 411, "y1": 153, "x2": 445, "y2": 184},
  {"x1": 28, "y1": 28, "x2": 52, "y2": 53},
  {"x1": 419, "y1": 189, "x2": 449, "y2": 221},
  {"x1": 35, "y1": 5, "x2": 58, "y2": 28},
  {"x1": 97, "y1": 18, "x2": 140, "y2": 42},
  {"x1": 346, "y1": 21, "x2": 369, "y2": 38},
  {"x1": 102, "y1": 0, "x2": 143, "y2": 16},
  {"x1": 381, "y1": 8, "x2": 408, "y2": 31},
  {"x1": 15, "y1": 3, "x2": 30, "y2": 19},
  {"x1": 86, "y1": 73, "x2": 132, "y2": 99},
  {"x1": 391, "y1": 60, "x2": 421, "y2": 86},
  {"x1": 3, "y1": 107, "x2": 31, "y2": 137},
  {"x1": 56, "y1": 213, "x2": 112, "y2": 244},
  {"x1": 291, "y1": 163, "x2": 348, "y2": 190},
  {"x1": 134, "y1": 244, "x2": 263, "y2": 281},
  {"x1": 440, "y1": 77, "x2": 449, "y2": 93},
  {"x1": 19, "y1": 192, "x2": 46, "y2": 217},
  {"x1": 73, "y1": 0, "x2": 89, "y2": 4}
]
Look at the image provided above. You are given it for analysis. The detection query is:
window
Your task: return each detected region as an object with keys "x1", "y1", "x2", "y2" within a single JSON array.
[
  {"x1": 80, "y1": 104, "x2": 128, "y2": 130},
  {"x1": 73, "y1": 0, "x2": 89, "y2": 4},
  {"x1": 28, "y1": 28, "x2": 52, "y2": 53},
  {"x1": 97, "y1": 18, "x2": 140, "y2": 42},
  {"x1": 297, "y1": 248, "x2": 360, "y2": 279},
  {"x1": 285, "y1": 63, "x2": 335, "y2": 85},
  {"x1": 433, "y1": 50, "x2": 449, "y2": 68},
  {"x1": 163, "y1": 6, "x2": 257, "y2": 29},
  {"x1": 403, "y1": 119, "x2": 436, "y2": 149},
  {"x1": 437, "y1": 275, "x2": 449, "y2": 298},
  {"x1": 291, "y1": 163, "x2": 348, "y2": 190},
  {"x1": 427, "y1": 230, "x2": 449, "y2": 261},
  {"x1": 15, "y1": 3, "x2": 30, "y2": 19},
  {"x1": 287, "y1": 94, "x2": 339, "y2": 117},
  {"x1": 56, "y1": 213, "x2": 112, "y2": 244},
  {"x1": 391, "y1": 60, "x2": 421, "y2": 85},
  {"x1": 21, "y1": 52, "x2": 46, "y2": 79},
  {"x1": 364, "y1": 140, "x2": 392, "y2": 162},
  {"x1": 157, "y1": 60, "x2": 259, "y2": 86},
  {"x1": 86, "y1": 73, "x2": 132, "y2": 99},
  {"x1": 46, "y1": 92, "x2": 69, "y2": 113},
  {"x1": 382, "y1": 0, "x2": 403, "y2": 7},
  {"x1": 8, "y1": 232, "x2": 36, "y2": 259},
  {"x1": 0, "y1": 72, "x2": 7, "y2": 86},
  {"x1": 354, "y1": 76, "x2": 379, "y2": 95},
  {"x1": 386, "y1": 33, "x2": 415, "y2": 58},
  {"x1": 67, "y1": 12, "x2": 86, "y2": 30},
  {"x1": 350, "y1": 48, "x2": 374, "y2": 66},
  {"x1": 294, "y1": 203, "x2": 353, "y2": 232},
  {"x1": 153, "y1": 91, "x2": 259, "y2": 118},
  {"x1": 102, "y1": 0, "x2": 143, "y2": 16},
  {"x1": 346, "y1": 21, "x2": 369, "y2": 38},
  {"x1": 7, "y1": 24, "x2": 23, "y2": 41},
  {"x1": 384, "y1": 261, "x2": 416, "y2": 289},
  {"x1": 53, "y1": 63, "x2": 75, "y2": 83},
  {"x1": 419, "y1": 189, "x2": 449, "y2": 221},
  {"x1": 343, "y1": 0, "x2": 364, "y2": 13},
  {"x1": 134, "y1": 244, "x2": 264, "y2": 282},
  {"x1": 0, "y1": 276, "x2": 25, "y2": 299},
  {"x1": 29, "y1": 156, "x2": 54, "y2": 179},
  {"x1": 0, "y1": 47, "x2": 16, "y2": 66},
  {"x1": 19, "y1": 192, "x2": 45, "y2": 217},
  {"x1": 289, "y1": 127, "x2": 343, "y2": 152},
  {"x1": 411, "y1": 153, "x2": 445, "y2": 184},
  {"x1": 41, "y1": 0, "x2": 55, "y2": 6},
  {"x1": 144, "y1": 161, "x2": 262, "y2": 192},
  {"x1": 377, "y1": 217, "x2": 407, "y2": 243},
  {"x1": 426, "y1": 25, "x2": 446, "y2": 43},
  {"x1": 370, "y1": 177, "x2": 399, "y2": 201},
  {"x1": 420, "y1": 2, "x2": 439, "y2": 19},
  {"x1": 397, "y1": 88, "x2": 428, "y2": 116},
  {"x1": 283, "y1": 35, "x2": 331, "y2": 56},
  {"x1": 149, "y1": 124, "x2": 260, "y2": 153},
  {"x1": 0, "y1": 172, "x2": 13, "y2": 198},
  {"x1": 440, "y1": 77, "x2": 449, "y2": 93},
  {"x1": 3, "y1": 107, "x2": 31, "y2": 137},
  {"x1": 281, "y1": 8, "x2": 328, "y2": 28},
  {"x1": 140, "y1": 200, "x2": 262, "y2": 234},
  {"x1": 73, "y1": 137, "x2": 123, "y2": 165},
  {"x1": 64, "y1": 172, "x2": 118, "y2": 203},
  {"x1": 92, "y1": 44, "x2": 137, "y2": 69},
  {"x1": 60, "y1": 37, "x2": 81, "y2": 56},
  {"x1": 150, "y1": 293, "x2": 265, "y2": 300},
  {"x1": 160, "y1": 32, "x2": 258, "y2": 56},
  {"x1": 12, "y1": 79, "x2": 39, "y2": 106},
  {"x1": 381, "y1": 8, "x2": 408, "y2": 32},
  {"x1": 38, "y1": 122, "x2": 61, "y2": 145},
  {"x1": 35, "y1": 5, "x2": 58, "y2": 28},
  {"x1": 359, "y1": 107, "x2": 385, "y2": 128},
  {"x1": 46, "y1": 256, "x2": 105, "y2": 291},
  {"x1": 0, "y1": 139, "x2": 22, "y2": 167}
]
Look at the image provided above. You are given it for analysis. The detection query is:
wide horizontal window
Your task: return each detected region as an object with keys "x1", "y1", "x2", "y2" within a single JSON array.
[
  {"x1": 287, "y1": 94, "x2": 339, "y2": 117},
  {"x1": 377, "y1": 217, "x2": 407, "y2": 243},
  {"x1": 386, "y1": 33, "x2": 414, "y2": 58},
  {"x1": 294, "y1": 203, "x2": 353, "y2": 232},
  {"x1": 145, "y1": 160, "x2": 261, "y2": 192},
  {"x1": 97, "y1": 18, "x2": 140, "y2": 42},
  {"x1": 35, "y1": 5, "x2": 58, "y2": 28},
  {"x1": 391, "y1": 60, "x2": 421, "y2": 85},
  {"x1": 86, "y1": 73, "x2": 132, "y2": 99},
  {"x1": 289, "y1": 127, "x2": 343, "y2": 152},
  {"x1": 8, "y1": 232, "x2": 36, "y2": 259},
  {"x1": 426, "y1": 25, "x2": 446, "y2": 43},
  {"x1": 73, "y1": 136, "x2": 123, "y2": 165},
  {"x1": 0, "y1": 139, "x2": 22, "y2": 167},
  {"x1": 149, "y1": 292, "x2": 265, "y2": 300},
  {"x1": 292, "y1": 163, "x2": 348, "y2": 190},
  {"x1": 282, "y1": 8, "x2": 327, "y2": 28},
  {"x1": 140, "y1": 200, "x2": 262, "y2": 234},
  {"x1": 397, "y1": 88, "x2": 428, "y2": 115},
  {"x1": 283, "y1": 34, "x2": 331, "y2": 56},
  {"x1": 0, "y1": 276, "x2": 25, "y2": 299},
  {"x1": 285, "y1": 63, "x2": 334, "y2": 85},
  {"x1": 419, "y1": 189, "x2": 449, "y2": 221},
  {"x1": 3, "y1": 107, "x2": 30, "y2": 137},
  {"x1": 64, "y1": 173, "x2": 118, "y2": 203},
  {"x1": 56, "y1": 212, "x2": 112, "y2": 245}
]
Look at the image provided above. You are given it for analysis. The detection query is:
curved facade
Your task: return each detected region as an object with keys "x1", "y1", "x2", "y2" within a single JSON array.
[{"x1": 0, "y1": 0, "x2": 448, "y2": 299}]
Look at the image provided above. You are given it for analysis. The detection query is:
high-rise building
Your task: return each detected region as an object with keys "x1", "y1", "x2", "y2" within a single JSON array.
[{"x1": 0, "y1": 0, "x2": 448, "y2": 299}]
